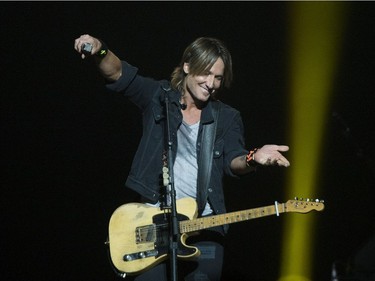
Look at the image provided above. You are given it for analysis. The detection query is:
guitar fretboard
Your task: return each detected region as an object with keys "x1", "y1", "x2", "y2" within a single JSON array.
[{"x1": 179, "y1": 203, "x2": 285, "y2": 233}]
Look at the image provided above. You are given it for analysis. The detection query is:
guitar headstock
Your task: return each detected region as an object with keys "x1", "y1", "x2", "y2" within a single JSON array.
[{"x1": 285, "y1": 197, "x2": 325, "y2": 213}]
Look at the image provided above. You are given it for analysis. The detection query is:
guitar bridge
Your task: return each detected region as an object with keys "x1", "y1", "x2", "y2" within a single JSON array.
[{"x1": 135, "y1": 224, "x2": 157, "y2": 244}]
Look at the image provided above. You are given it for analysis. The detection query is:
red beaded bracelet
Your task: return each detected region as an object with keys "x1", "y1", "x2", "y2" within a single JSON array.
[{"x1": 246, "y1": 148, "x2": 259, "y2": 167}]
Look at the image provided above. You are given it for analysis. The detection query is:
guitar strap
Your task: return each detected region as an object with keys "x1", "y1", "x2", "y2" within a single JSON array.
[{"x1": 197, "y1": 101, "x2": 220, "y2": 215}]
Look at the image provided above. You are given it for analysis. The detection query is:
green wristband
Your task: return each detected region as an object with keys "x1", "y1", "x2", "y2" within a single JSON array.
[{"x1": 95, "y1": 39, "x2": 108, "y2": 58}]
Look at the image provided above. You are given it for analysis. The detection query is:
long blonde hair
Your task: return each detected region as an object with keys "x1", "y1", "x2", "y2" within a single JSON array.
[{"x1": 170, "y1": 37, "x2": 233, "y2": 98}]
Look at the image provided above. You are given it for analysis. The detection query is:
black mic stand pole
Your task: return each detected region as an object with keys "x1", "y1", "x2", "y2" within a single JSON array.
[{"x1": 162, "y1": 87, "x2": 179, "y2": 281}]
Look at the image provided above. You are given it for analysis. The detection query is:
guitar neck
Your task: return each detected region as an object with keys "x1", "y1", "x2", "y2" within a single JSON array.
[{"x1": 179, "y1": 203, "x2": 285, "y2": 233}]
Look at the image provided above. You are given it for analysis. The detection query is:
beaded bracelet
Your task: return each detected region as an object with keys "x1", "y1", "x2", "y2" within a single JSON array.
[{"x1": 246, "y1": 148, "x2": 259, "y2": 167}]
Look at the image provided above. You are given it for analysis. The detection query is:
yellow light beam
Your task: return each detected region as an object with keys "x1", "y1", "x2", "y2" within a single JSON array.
[{"x1": 279, "y1": 2, "x2": 347, "y2": 281}]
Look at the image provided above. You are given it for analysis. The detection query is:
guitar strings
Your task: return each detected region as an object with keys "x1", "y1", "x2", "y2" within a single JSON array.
[{"x1": 136, "y1": 206, "x2": 280, "y2": 238}]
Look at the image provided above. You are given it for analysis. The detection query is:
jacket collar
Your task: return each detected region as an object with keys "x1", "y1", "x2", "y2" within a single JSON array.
[{"x1": 200, "y1": 99, "x2": 215, "y2": 125}]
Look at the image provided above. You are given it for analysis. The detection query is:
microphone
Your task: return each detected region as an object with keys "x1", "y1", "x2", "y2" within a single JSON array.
[
  {"x1": 160, "y1": 82, "x2": 171, "y2": 105},
  {"x1": 81, "y1": 43, "x2": 93, "y2": 55},
  {"x1": 160, "y1": 95, "x2": 186, "y2": 110},
  {"x1": 160, "y1": 82, "x2": 187, "y2": 110}
]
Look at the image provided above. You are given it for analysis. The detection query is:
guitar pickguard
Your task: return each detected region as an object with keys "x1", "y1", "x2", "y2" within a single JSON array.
[{"x1": 123, "y1": 213, "x2": 196, "y2": 263}]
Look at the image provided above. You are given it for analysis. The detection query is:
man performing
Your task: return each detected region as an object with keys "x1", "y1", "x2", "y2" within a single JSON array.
[{"x1": 74, "y1": 34, "x2": 290, "y2": 281}]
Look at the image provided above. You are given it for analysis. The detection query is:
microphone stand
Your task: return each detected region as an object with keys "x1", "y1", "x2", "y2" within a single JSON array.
[{"x1": 161, "y1": 86, "x2": 179, "y2": 281}]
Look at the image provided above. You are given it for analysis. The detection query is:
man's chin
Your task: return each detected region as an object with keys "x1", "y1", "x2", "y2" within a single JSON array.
[{"x1": 201, "y1": 91, "x2": 211, "y2": 100}]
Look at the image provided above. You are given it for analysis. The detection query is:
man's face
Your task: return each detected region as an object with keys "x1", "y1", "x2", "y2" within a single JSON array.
[{"x1": 183, "y1": 57, "x2": 224, "y2": 103}]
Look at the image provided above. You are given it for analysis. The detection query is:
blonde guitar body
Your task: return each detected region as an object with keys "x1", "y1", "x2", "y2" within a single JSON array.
[
  {"x1": 108, "y1": 197, "x2": 198, "y2": 275},
  {"x1": 108, "y1": 197, "x2": 324, "y2": 276}
]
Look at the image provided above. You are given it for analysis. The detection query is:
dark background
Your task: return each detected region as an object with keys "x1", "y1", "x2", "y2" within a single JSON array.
[{"x1": 1, "y1": 2, "x2": 375, "y2": 281}]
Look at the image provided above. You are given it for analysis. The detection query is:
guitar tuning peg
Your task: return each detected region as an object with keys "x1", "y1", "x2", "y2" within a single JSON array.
[
  {"x1": 294, "y1": 196, "x2": 298, "y2": 200},
  {"x1": 315, "y1": 199, "x2": 319, "y2": 202},
  {"x1": 306, "y1": 198, "x2": 310, "y2": 202}
]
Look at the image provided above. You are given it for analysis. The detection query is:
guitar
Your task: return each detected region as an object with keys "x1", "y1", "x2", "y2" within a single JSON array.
[{"x1": 107, "y1": 197, "x2": 324, "y2": 275}]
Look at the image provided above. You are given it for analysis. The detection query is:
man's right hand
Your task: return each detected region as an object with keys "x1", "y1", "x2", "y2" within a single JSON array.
[{"x1": 74, "y1": 34, "x2": 103, "y2": 59}]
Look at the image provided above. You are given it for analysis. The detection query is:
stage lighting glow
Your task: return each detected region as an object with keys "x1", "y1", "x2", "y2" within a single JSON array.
[{"x1": 278, "y1": 2, "x2": 347, "y2": 281}]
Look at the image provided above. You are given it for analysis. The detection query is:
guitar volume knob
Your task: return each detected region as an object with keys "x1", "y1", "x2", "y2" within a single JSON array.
[
  {"x1": 138, "y1": 252, "x2": 146, "y2": 258},
  {"x1": 123, "y1": 254, "x2": 132, "y2": 261}
]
